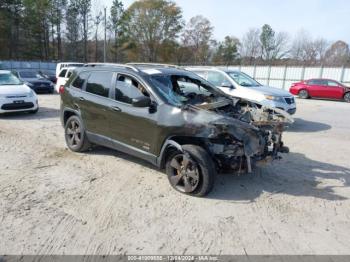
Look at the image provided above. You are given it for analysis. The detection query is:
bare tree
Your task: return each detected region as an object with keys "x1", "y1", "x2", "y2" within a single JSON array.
[
  {"x1": 314, "y1": 38, "x2": 328, "y2": 64},
  {"x1": 182, "y1": 15, "x2": 214, "y2": 64},
  {"x1": 290, "y1": 30, "x2": 329, "y2": 65},
  {"x1": 325, "y1": 40, "x2": 350, "y2": 66},
  {"x1": 272, "y1": 31, "x2": 290, "y2": 59},
  {"x1": 240, "y1": 28, "x2": 261, "y2": 64}
]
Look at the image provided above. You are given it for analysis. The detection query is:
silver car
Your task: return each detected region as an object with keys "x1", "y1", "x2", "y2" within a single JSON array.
[{"x1": 187, "y1": 68, "x2": 297, "y2": 115}]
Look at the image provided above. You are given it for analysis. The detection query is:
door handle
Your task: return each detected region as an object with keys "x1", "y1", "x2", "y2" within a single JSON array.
[
  {"x1": 110, "y1": 106, "x2": 122, "y2": 112},
  {"x1": 79, "y1": 97, "x2": 85, "y2": 101}
]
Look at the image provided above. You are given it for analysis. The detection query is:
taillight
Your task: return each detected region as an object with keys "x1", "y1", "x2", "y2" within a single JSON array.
[{"x1": 59, "y1": 85, "x2": 65, "y2": 94}]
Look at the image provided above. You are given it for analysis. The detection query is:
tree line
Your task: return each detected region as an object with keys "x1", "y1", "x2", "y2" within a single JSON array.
[{"x1": 1, "y1": 0, "x2": 349, "y2": 66}]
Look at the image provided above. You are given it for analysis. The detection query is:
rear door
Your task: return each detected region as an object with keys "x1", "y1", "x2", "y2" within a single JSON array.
[
  {"x1": 78, "y1": 71, "x2": 115, "y2": 136},
  {"x1": 307, "y1": 79, "x2": 328, "y2": 97}
]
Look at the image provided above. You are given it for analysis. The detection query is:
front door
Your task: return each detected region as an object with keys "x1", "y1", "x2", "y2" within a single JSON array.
[
  {"x1": 107, "y1": 73, "x2": 159, "y2": 156},
  {"x1": 324, "y1": 80, "x2": 345, "y2": 99}
]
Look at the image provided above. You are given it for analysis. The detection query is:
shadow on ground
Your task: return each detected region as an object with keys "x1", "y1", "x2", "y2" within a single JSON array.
[
  {"x1": 86, "y1": 146, "x2": 159, "y2": 171},
  {"x1": 85, "y1": 146, "x2": 350, "y2": 202},
  {"x1": 0, "y1": 106, "x2": 59, "y2": 120},
  {"x1": 209, "y1": 152, "x2": 350, "y2": 202},
  {"x1": 287, "y1": 118, "x2": 331, "y2": 133}
]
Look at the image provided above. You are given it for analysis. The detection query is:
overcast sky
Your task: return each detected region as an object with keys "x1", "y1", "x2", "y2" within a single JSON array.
[{"x1": 97, "y1": 0, "x2": 350, "y2": 43}]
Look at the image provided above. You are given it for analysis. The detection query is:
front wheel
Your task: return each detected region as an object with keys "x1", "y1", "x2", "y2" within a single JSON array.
[
  {"x1": 344, "y1": 92, "x2": 350, "y2": 103},
  {"x1": 166, "y1": 145, "x2": 216, "y2": 197},
  {"x1": 298, "y1": 89, "x2": 309, "y2": 99},
  {"x1": 65, "y1": 115, "x2": 91, "y2": 152}
]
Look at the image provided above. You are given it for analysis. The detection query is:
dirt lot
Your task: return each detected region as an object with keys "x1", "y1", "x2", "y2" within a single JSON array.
[{"x1": 0, "y1": 94, "x2": 350, "y2": 255}]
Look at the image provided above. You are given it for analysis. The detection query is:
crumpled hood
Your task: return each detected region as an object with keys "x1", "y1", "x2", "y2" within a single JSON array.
[{"x1": 248, "y1": 85, "x2": 293, "y2": 97}]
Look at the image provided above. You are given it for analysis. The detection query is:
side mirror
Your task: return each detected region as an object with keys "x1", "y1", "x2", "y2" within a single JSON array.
[
  {"x1": 221, "y1": 83, "x2": 234, "y2": 89},
  {"x1": 132, "y1": 96, "x2": 151, "y2": 108}
]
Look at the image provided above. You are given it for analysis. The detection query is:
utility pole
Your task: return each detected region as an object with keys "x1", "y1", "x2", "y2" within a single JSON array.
[{"x1": 103, "y1": 7, "x2": 107, "y2": 63}]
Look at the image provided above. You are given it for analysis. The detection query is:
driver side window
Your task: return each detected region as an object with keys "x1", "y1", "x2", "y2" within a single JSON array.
[{"x1": 115, "y1": 74, "x2": 149, "y2": 104}]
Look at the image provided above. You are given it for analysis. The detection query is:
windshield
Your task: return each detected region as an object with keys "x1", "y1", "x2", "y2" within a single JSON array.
[
  {"x1": 0, "y1": 73, "x2": 22, "y2": 85},
  {"x1": 19, "y1": 71, "x2": 40, "y2": 78},
  {"x1": 149, "y1": 74, "x2": 223, "y2": 106},
  {"x1": 227, "y1": 71, "x2": 261, "y2": 87}
]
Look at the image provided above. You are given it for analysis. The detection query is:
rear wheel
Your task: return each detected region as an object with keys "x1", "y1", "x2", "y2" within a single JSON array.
[
  {"x1": 65, "y1": 115, "x2": 91, "y2": 152},
  {"x1": 298, "y1": 89, "x2": 309, "y2": 99},
  {"x1": 166, "y1": 145, "x2": 216, "y2": 197},
  {"x1": 344, "y1": 92, "x2": 350, "y2": 103}
]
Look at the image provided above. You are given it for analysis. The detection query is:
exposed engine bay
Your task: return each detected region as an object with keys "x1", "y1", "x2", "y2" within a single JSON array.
[{"x1": 195, "y1": 96, "x2": 293, "y2": 173}]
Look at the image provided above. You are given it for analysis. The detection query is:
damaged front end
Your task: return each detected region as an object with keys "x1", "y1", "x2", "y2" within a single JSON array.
[{"x1": 187, "y1": 98, "x2": 293, "y2": 173}]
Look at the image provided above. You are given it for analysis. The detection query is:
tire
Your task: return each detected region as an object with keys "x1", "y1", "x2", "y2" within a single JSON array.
[
  {"x1": 298, "y1": 89, "x2": 309, "y2": 99},
  {"x1": 166, "y1": 144, "x2": 216, "y2": 197},
  {"x1": 64, "y1": 115, "x2": 91, "y2": 152},
  {"x1": 344, "y1": 92, "x2": 350, "y2": 103}
]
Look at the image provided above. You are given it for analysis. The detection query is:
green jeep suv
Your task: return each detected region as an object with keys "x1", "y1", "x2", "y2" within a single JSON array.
[{"x1": 60, "y1": 64, "x2": 292, "y2": 197}]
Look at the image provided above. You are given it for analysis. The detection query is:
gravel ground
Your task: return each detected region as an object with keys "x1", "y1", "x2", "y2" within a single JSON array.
[{"x1": 0, "y1": 94, "x2": 350, "y2": 255}]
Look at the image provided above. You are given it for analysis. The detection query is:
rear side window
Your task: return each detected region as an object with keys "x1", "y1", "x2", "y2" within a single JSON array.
[
  {"x1": 72, "y1": 72, "x2": 89, "y2": 89},
  {"x1": 67, "y1": 71, "x2": 73, "y2": 78},
  {"x1": 59, "y1": 69, "x2": 67, "y2": 77},
  {"x1": 308, "y1": 79, "x2": 326, "y2": 86},
  {"x1": 86, "y1": 71, "x2": 113, "y2": 97}
]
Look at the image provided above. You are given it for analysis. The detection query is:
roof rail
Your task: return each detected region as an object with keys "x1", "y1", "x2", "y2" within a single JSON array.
[
  {"x1": 84, "y1": 63, "x2": 139, "y2": 72},
  {"x1": 127, "y1": 63, "x2": 181, "y2": 69}
]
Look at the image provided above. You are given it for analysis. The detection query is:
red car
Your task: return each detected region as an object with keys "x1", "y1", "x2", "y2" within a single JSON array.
[{"x1": 290, "y1": 79, "x2": 350, "y2": 103}]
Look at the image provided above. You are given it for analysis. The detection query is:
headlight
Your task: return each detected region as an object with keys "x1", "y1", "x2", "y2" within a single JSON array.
[
  {"x1": 28, "y1": 90, "x2": 35, "y2": 97},
  {"x1": 264, "y1": 95, "x2": 284, "y2": 102}
]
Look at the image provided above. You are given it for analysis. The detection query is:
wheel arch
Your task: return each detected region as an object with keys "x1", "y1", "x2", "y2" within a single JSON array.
[
  {"x1": 157, "y1": 136, "x2": 208, "y2": 169},
  {"x1": 62, "y1": 108, "x2": 81, "y2": 127}
]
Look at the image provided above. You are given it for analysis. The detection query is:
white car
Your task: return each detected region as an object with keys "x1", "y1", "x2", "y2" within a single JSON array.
[
  {"x1": 187, "y1": 67, "x2": 297, "y2": 115},
  {"x1": 55, "y1": 67, "x2": 76, "y2": 93},
  {"x1": 0, "y1": 70, "x2": 39, "y2": 114},
  {"x1": 56, "y1": 62, "x2": 83, "y2": 78}
]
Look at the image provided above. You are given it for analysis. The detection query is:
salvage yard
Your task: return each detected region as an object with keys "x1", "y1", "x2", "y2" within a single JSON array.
[{"x1": 0, "y1": 94, "x2": 350, "y2": 255}]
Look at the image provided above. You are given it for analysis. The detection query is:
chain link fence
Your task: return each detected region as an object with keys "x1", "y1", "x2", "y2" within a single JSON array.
[
  {"x1": 2, "y1": 61, "x2": 349, "y2": 90},
  {"x1": 217, "y1": 65, "x2": 350, "y2": 90},
  {"x1": 0, "y1": 60, "x2": 57, "y2": 71}
]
